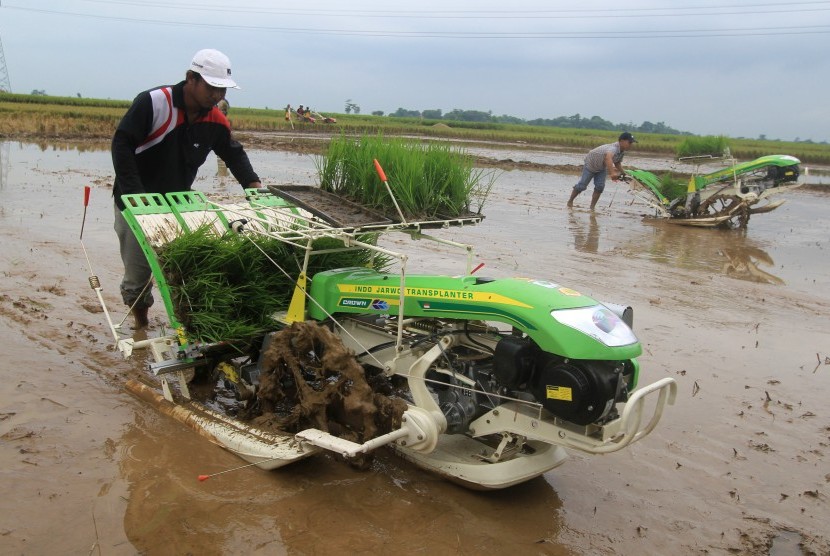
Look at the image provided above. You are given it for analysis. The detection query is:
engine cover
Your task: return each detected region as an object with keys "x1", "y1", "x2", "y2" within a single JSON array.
[
  {"x1": 532, "y1": 361, "x2": 620, "y2": 425},
  {"x1": 493, "y1": 335, "x2": 539, "y2": 388}
]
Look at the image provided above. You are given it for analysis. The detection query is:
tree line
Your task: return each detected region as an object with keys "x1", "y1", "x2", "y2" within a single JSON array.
[{"x1": 374, "y1": 107, "x2": 688, "y2": 136}]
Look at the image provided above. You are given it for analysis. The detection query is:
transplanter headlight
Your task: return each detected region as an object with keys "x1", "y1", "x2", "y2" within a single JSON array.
[
  {"x1": 592, "y1": 309, "x2": 617, "y2": 333},
  {"x1": 551, "y1": 306, "x2": 638, "y2": 347}
]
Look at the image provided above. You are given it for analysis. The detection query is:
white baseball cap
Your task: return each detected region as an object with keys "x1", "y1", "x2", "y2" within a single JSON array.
[{"x1": 189, "y1": 49, "x2": 239, "y2": 89}]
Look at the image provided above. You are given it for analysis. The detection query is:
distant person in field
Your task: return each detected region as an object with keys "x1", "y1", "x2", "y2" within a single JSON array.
[
  {"x1": 111, "y1": 48, "x2": 262, "y2": 329},
  {"x1": 567, "y1": 132, "x2": 637, "y2": 210}
]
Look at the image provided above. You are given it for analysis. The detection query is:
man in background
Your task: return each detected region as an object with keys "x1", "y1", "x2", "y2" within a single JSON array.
[{"x1": 567, "y1": 132, "x2": 637, "y2": 210}]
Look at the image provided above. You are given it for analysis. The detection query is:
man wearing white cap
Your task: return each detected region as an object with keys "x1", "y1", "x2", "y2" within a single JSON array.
[{"x1": 111, "y1": 49, "x2": 262, "y2": 328}]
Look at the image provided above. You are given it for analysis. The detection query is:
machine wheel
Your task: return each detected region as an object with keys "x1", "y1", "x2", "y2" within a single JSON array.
[{"x1": 693, "y1": 195, "x2": 750, "y2": 228}]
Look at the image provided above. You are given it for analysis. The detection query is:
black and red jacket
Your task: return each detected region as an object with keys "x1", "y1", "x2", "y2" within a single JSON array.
[{"x1": 111, "y1": 80, "x2": 259, "y2": 209}]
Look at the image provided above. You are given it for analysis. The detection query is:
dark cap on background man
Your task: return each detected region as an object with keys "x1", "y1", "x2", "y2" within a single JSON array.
[
  {"x1": 190, "y1": 49, "x2": 240, "y2": 89},
  {"x1": 619, "y1": 132, "x2": 637, "y2": 143}
]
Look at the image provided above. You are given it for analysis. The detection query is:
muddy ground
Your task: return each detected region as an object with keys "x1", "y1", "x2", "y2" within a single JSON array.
[{"x1": 0, "y1": 138, "x2": 828, "y2": 555}]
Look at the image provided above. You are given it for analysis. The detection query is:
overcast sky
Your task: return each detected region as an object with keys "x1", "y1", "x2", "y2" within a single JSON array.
[{"x1": 1, "y1": 0, "x2": 828, "y2": 142}]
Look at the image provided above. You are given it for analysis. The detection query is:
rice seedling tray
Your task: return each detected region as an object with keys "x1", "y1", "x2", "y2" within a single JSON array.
[
  {"x1": 268, "y1": 185, "x2": 395, "y2": 229},
  {"x1": 268, "y1": 185, "x2": 484, "y2": 230},
  {"x1": 403, "y1": 210, "x2": 484, "y2": 229}
]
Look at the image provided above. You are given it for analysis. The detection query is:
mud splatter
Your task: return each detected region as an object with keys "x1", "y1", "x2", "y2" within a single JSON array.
[{"x1": 248, "y1": 322, "x2": 407, "y2": 459}]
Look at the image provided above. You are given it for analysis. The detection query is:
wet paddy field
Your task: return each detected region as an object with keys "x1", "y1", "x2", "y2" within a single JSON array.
[{"x1": 0, "y1": 139, "x2": 827, "y2": 555}]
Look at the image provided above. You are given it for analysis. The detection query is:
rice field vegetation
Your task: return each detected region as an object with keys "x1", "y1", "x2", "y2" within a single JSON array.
[
  {"x1": 2, "y1": 92, "x2": 829, "y2": 165},
  {"x1": 0, "y1": 93, "x2": 128, "y2": 138}
]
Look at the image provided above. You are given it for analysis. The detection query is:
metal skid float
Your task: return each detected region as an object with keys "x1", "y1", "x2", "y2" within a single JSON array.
[{"x1": 102, "y1": 164, "x2": 677, "y2": 489}]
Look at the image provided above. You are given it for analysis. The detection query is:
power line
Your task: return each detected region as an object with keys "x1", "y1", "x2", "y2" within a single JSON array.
[
  {"x1": 3, "y1": 5, "x2": 830, "y2": 38},
  {"x1": 49, "y1": 0, "x2": 830, "y2": 18}
]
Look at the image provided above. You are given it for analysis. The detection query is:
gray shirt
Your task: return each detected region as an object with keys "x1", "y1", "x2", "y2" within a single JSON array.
[{"x1": 584, "y1": 142, "x2": 623, "y2": 173}]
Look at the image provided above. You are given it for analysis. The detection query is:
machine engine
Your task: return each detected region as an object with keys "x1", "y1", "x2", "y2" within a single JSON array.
[
  {"x1": 766, "y1": 163, "x2": 800, "y2": 185},
  {"x1": 428, "y1": 333, "x2": 634, "y2": 433},
  {"x1": 737, "y1": 163, "x2": 801, "y2": 198}
]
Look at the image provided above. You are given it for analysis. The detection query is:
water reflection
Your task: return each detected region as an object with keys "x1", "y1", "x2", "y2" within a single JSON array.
[
  {"x1": 568, "y1": 211, "x2": 600, "y2": 254},
  {"x1": 31, "y1": 139, "x2": 111, "y2": 153},
  {"x1": 719, "y1": 244, "x2": 784, "y2": 285},
  {"x1": 117, "y1": 409, "x2": 570, "y2": 554},
  {"x1": 637, "y1": 220, "x2": 784, "y2": 285},
  {"x1": 0, "y1": 141, "x2": 8, "y2": 188}
]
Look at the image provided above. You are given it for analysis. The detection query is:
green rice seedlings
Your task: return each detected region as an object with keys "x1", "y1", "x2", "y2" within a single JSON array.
[
  {"x1": 657, "y1": 173, "x2": 689, "y2": 202},
  {"x1": 306, "y1": 235, "x2": 392, "y2": 274},
  {"x1": 156, "y1": 225, "x2": 390, "y2": 344},
  {"x1": 157, "y1": 226, "x2": 294, "y2": 343},
  {"x1": 316, "y1": 134, "x2": 495, "y2": 221},
  {"x1": 676, "y1": 135, "x2": 730, "y2": 159}
]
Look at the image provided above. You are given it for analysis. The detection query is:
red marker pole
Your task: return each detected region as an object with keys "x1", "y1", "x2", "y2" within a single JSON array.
[
  {"x1": 373, "y1": 158, "x2": 387, "y2": 183},
  {"x1": 78, "y1": 185, "x2": 120, "y2": 344},
  {"x1": 373, "y1": 159, "x2": 407, "y2": 224},
  {"x1": 80, "y1": 185, "x2": 91, "y2": 240},
  {"x1": 471, "y1": 262, "x2": 485, "y2": 275}
]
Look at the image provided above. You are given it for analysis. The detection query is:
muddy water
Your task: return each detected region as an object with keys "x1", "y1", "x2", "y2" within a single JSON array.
[{"x1": 0, "y1": 140, "x2": 828, "y2": 555}]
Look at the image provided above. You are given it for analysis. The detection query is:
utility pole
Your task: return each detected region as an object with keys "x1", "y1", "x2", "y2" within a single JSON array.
[
  {"x1": 0, "y1": 32, "x2": 11, "y2": 93},
  {"x1": 0, "y1": 0, "x2": 11, "y2": 92}
]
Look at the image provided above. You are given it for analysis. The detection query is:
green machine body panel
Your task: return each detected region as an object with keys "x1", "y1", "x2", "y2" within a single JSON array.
[
  {"x1": 308, "y1": 267, "x2": 642, "y2": 361},
  {"x1": 691, "y1": 154, "x2": 800, "y2": 191}
]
